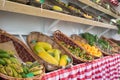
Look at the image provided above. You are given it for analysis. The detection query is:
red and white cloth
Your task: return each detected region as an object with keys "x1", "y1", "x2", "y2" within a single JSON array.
[
  {"x1": 42, "y1": 54, "x2": 120, "y2": 80},
  {"x1": 109, "y1": 0, "x2": 119, "y2": 6}
]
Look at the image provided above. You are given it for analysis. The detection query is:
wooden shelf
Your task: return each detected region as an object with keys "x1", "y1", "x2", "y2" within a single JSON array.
[
  {"x1": 0, "y1": 1, "x2": 117, "y2": 30},
  {"x1": 78, "y1": 0, "x2": 119, "y2": 18}
]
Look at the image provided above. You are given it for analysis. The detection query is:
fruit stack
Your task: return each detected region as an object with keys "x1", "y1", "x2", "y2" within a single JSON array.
[
  {"x1": 53, "y1": 30, "x2": 94, "y2": 64},
  {"x1": 61, "y1": 42, "x2": 93, "y2": 61},
  {"x1": 71, "y1": 34, "x2": 103, "y2": 58},
  {"x1": 0, "y1": 49, "x2": 44, "y2": 78},
  {"x1": 34, "y1": 42, "x2": 71, "y2": 67},
  {"x1": 81, "y1": 32, "x2": 118, "y2": 55},
  {"x1": 74, "y1": 40, "x2": 102, "y2": 58}
]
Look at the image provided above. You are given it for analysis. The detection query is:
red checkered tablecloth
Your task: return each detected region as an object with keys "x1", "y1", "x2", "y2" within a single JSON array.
[{"x1": 42, "y1": 54, "x2": 120, "y2": 80}]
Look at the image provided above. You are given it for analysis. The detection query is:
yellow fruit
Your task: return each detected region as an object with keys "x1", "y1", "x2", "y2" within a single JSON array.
[
  {"x1": 54, "y1": 49, "x2": 61, "y2": 62},
  {"x1": 35, "y1": 0, "x2": 40, "y2": 2},
  {"x1": 83, "y1": 14, "x2": 92, "y2": 19},
  {"x1": 59, "y1": 55, "x2": 68, "y2": 67},
  {"x1": 47, "y1": 49, "x2": 55, "y2": 55},
  {"x1": 76, "y1": 40, "x2": 102, "y2": 57},
  {"x1": 32, "y1": 70, "x2": 43, "y2": 76},
  {"x1": 34, "y1": 45, "x2": 45, "y2": 54},
  {"x1": 38, "y1": 51, "x2": 58, "y2": 65},
  {"x1": 5, "y1": 66, "x2": 13, "y2": 76},
  {"x1": 25, "y1": 62, "x2": 33, "y2": 65},
  {"x1": 52, "y1": 6, "x2": 63, "y2": 12},
  {"x1": 36, "y1": 42, "x2": 52, "y2": 51},
  {"x1": 47, "y1": 49, "x2": 61, "y2": 62}
]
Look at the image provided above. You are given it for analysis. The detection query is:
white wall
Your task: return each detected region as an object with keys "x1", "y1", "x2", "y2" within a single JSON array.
[{"x1": 0, "y1": 11, "x2": 117, "y2": 38}]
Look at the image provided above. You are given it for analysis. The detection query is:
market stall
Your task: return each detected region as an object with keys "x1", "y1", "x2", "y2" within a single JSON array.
[
  {"x1": 42, "y1": 54, "x2": 120, "y2": 80},
  {"x1": 0, "y1": 0, "x2": 120, "y2": 80}
]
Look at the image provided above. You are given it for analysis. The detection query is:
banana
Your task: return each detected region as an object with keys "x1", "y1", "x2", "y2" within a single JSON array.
[
  {"x1": 38, "y1": 51, "x2": 58, "y2": 65},
  {"x1": 39, "y1": 65, "x2": 44, "y2": 70},
  {"x1": 18, "y1": 74, "x2": 22, "y2": 78},
  {"x1": 0, "y1": 58, "x2": 6, "y2": 65},
  {"x1": 0, "y1": 53, "x2": 10, "y2": 58},
  {"x1": 25, "y1": 61, "x2": 33, "y2": 66},
  {"x1": 47, "y1": 49, "x2": 61, "y2": 61},
  {"x1": 3, "y1": 58, "x2": 11, "y2": 64},
  {"x1": 7, "y1": 50, "x2": 15, "y2": 56},
  {"x1": 35, "y1": 42, "x2": 52, "y2": 51},
  {"x1": 5, "y1": 66, "x2": 13, "y2": 76},
  {"x1": 47, "y1": 49, "x2": 55, "y2": 57},
  {"x1": 34, "y1": 45, "x2": 45, "y2": 54},
  {"x1": 10, "y1": 63, "x2": 23, "y2": 73},
  {"x1": 52, "y1": 6, "x2": 63, "y2": 12},
  {"x1": 32, "y1": 70, "x2": 43, "y2": 76},
  {"x1": 0, "y1": 49, "x2": 7, "y2": 54},
  {"x1": 59, "y1": 55, "x2": 68, "y2": 67},
  {"x1": 12, "y1": 68, "x2": 19, "y2": 77},
  {"x1": 22, "y1": 65, "x2": 29, "y2": 74},
  {"x1": 54, "y1": 49, "x2": 61, "y2": 62},
  {"x1": 0, "y1": 67, "x2": 7, "y2": 75},
  {"x1": 29, "y1": 66, "x2": 41, "y2": 72},
  {"x1": 0, "y1": 64, "x2": 3, "y2": 68},
  {"x1": 10, "y1": 57, "x2": 21, "y2": 66},
  {"x1": 21, "y1": 73, "x2": 26, "y2": 78},
  {"x1": 30, "y1": 61, "x2": 40, "y2": 68}
]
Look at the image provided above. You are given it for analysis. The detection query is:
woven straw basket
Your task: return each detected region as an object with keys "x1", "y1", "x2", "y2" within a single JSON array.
[
  {"x1": 100, "y1": 36, "x2": 119, "y2": 55},
  {"x1": 53, "y1": 30, "x2": 94, "y2": 64},
  {"x1": 0, "y1": 29, "x2": 45, "y2": 80},
  {"x1": 27, "y1": 32, "x2": 73, "y2": 71},
  {"x1": 71, "y1": 34, "x2": 103, "y2": 58},
  {"x1": 109, "y1": 38, "x2": 120, "y2": 52}
]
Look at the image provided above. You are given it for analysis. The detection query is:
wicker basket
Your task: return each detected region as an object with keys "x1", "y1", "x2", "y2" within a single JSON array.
[
  {"x1": 0, "y1": 29, "x2": 45, "y2": 80},
  {"x1": 53, "y1": 30, "x2": 94, "y2": 64},
  {"x1": 27, "y1": 32, "x2": 73, "y2": 71},
  {"x1": 100, "y1": 36, "x2": 119, "y2": 54},
  {"x1": 109, "y1": 38, "x2": 120, "y2": 45},
  {"x1": 71, "y1": 34, "x2": 103, "y2": 58}
]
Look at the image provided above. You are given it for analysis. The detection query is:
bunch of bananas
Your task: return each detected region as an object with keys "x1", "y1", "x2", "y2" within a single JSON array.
[
  {"x1": 75, "y1": 40, "x2": 102, "y2": 57},
  {"x1": 0, "y1": 49, "x2": 44, "y2": 78},
  {"x1": 34, "y1": 42, "x2": 71, "y2": 67}
]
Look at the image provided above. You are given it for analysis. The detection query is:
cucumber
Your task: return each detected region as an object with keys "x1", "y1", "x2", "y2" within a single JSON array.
[
  {"x1": 0, "y1": 53, "x2": 10, "y2": 58},
  {"x1": 0, "y1": 59, "x2": 6, "y2": 65}
]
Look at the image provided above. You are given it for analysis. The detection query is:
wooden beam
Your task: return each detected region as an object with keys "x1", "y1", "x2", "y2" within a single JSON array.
[
  {"x1": 0, "y1": 1, "x2": 118, "y2": 30},
  {"x1": 79, "y1": 0, "x2": 119, "y2": 18}
]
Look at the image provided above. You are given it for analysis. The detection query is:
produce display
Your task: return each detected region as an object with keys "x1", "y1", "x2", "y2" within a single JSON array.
[
  {"x1": 0, "y1": 49, "x2": 44, "y2": 78},
  {"x1": 91, "y1": 0, "x2": 119, "y2": 15},
  {"x1": 81, "y1": 32, "x2": 116, "y2": 54},
  {"x1": 53, "y1": 0, "x2": 93, "y2": 19},
  {"x1": 68, "y1": 2, "x2": 93, "y2": 19},
  {"x1": 34, "y1": 42, "x2": 71, "y2": 67},
  {"x1": 81, "y1": 33, "x2": 97, "y2": 46},
  {"x1": 8, "y1": 0, "x2": 120, "y2": 32},
  {"x1": 98, "y1": 38, "x2": 112, "y2": 51},
  {"x1": 74, "y1": 40, "x2": 102, "y2": 57},
  {"x1": 61, "y1": 42, "x2": 93, "y2": 61}
]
